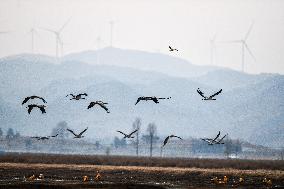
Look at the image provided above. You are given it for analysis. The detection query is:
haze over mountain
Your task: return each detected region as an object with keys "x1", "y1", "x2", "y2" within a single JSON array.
[{"x1": 0, "y1": 47, "x2": 283, "y2": 148}]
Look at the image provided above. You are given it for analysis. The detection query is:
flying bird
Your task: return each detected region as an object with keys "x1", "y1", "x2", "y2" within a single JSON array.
[
  {"x1": 197, "y1": 88, "x2": 222, "y2": 100},
  {"x1": 31, "y1": 134, "x2": 58, "y2": 140},
  {"x1": 22, "y1": 96, "x2": 47, "y2": 105},
  {"x1": 135, "y1": 96, "x2": 171, "y2": 105},
  {"x1": 26, "y1": 104, "x2": 46, "y2": 114},
  {"x1": 201, "y1": 131, "x2": 221, "y2": 145},
  {"x1": 87, "y1": 101, "x2": 110, "y2": 113},
  {"x1": 169, "y1": 46, "x2": 178, "y2": 52},
  {"x1": 66, "y1": 93, "x2": 88, "y2": 100},
  {"x1": 117, "y1": 129, "x2": 138, "y2": 138},
  {"x1": 67, "y1": 127, "x2": 88, "y2": 138},
  {"x1": 215, "y1": 134, "x2": 227, "y2": 144},
  {"x1": 163, "y1": 135, "x2": 183, "y2": 147}
]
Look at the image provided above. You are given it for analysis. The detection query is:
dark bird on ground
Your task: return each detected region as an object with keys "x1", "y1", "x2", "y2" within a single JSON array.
[
  {"x1": 31, "y1": 134, "x2": 58, "y2": 140},
  {"x1": 163, "y1": 135, "x2": 183, "y2": 147},
  {"x1": 135, "y1": 96, "x2": 171, "y2": 105},
  {"x1": 169, "y1": 46, "x2": 178, "y2": 51},
  {"x1": 67, "y1": 127, "x2": 88, "y2": 138},
  {"x1": 87, "y1": 101, "x2": 110, "y2": 113},
  {"x1": 22, "y1": 96, "x2": 47, "y2": 105},
  {"x1": 66, "y1": 93, "x2": 88, "y2": 100},
  {"x1": 117, "y1": 129, "x2": 138, "y2": 138},
  {"x1": 201, "y1": 131, "x2": 221, "y2": 145},
  {"x1": 197, "y1": 88, "x2": 222, "y2": 100},
  {"x1": 26, "y1": 104, "x2": 46, "y2": 114}
]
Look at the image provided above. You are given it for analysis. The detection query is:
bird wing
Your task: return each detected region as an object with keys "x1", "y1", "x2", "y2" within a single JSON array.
[
  {"x1": 38, "y1": 97, "x2": 47, "y2": 103},
  {"x1": 79, "y1": 127, "x2": 88, "y2": 136},
  {"x1": 66, "y1": 94, "x2": 75, "y2": 97},
  {"x1": 197, "y1": 89, "x2": 206, "y2": 98},
  {"x1": 98, "y1": 103, "x2": 109, "y2": 112},
  {"x1": 209, "y1": 89, "x2": 222, "y2": 98},
  {"x1": 172, "y1": 135, "x2": 183, "y2": 140},
  {"x1": 27, "y1": 105, "x2": 34, "y2": 114},
  {"x1": 67, "y1": 129, "x2": 77, "y2": 136},
  {"x1": 79, "y1": 93, "x2": 88, "y2": 97},
  {"x1": 39, "y1": 107, "x2": 46, "y2": 114},
  {"x1": 152, "y1": 97, "x2": 159, "y2": 103},
  {"x1": 163, "y1": 136, "x2": 170, "y2": 146},
  {"x1": 169, "y1": 46, "x2": 173, "y2": 50},
  {"x1": 117, "y1": 131, "x2": 127, "y2": 136},
  {"x1": 135, "y1": 98, "x2": 141, "y2": 105},
  {"x1": 218, "y1": 134, "x2": 227, "y2": 142},
  {"x1": 87, "y1": 102, "x2": 95, "y2": 109},
  {"x1": 22, "y1": 97, "x2": 31, "y2": 105},
  {"x1": 31, "y1": 136, "x2": 40, "y2": 139},
  {"x1": 129, "y1": 129, "x2": 138, "y2": 136},
  {"x1": 49, "y1": 134, "x2": 58, "y2": 138},
  {"x1": 213, "y1": 131, "x2": 221, "y2": 141}
]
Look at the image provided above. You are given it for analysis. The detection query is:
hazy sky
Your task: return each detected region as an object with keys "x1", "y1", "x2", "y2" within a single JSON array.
[{"x1": 0, "y1": 0, "x2": 284, "y2": 74}]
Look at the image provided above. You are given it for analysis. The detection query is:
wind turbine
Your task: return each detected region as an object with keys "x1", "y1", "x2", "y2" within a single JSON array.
[
  {"x1": 27, "y1": 27, "x2": 39, "y2": 53},
  {"x1": 223, "y1": 22, "x2": 256, "y2": 72},
  {"x1": 210, "y1": 33, "x2": 217, "y2": 65},
  {"x1": 41, "y1": 17, "x2": 71, "y2": 58},
  {"x1": 109, "y1": 20, "x2": 115, "y2": 47}
]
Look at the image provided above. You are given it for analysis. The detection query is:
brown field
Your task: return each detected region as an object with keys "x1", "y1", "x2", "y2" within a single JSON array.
[{"x1": 0, "y1": 153, "x2": 283, "y2": 189}]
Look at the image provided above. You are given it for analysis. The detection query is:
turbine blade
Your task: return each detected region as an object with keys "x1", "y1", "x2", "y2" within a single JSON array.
[
  {"x1": 59, "y1": 17, "x2": 72, "y2": 33},
  {"x1": 244, "y1": 43, "x2": 256, "y2": 61},
  {"x1": 0, "y1": 31, "x2": 11, "y2": 34},
  {"x1": 219, "y1": 40, "x2": 242, "y2": 43},
  {"x1": 245, "y1": 21, "x2": 254, "y2": 41},
  {"x1": 40, "y1": 27, "x2": 56, "y2": 34}
]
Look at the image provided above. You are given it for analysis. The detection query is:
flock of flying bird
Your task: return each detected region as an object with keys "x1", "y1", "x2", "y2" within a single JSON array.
[
  {"x1": 21, "y1": 89, "x2": 224, "y2": 147},
  {"x1": 21, "y1": 45, "x2": 226, "y2": 148}
]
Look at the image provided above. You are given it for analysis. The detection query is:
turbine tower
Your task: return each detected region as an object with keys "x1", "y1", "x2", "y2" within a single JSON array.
[
  {"x1": 224, "y1": 22, "x2": 256, "y2": 72},
  {"x1": 41, "y1": 17, "x2": 71, "y2": 58},
  {"x1": 210, "y1": 33, "x2": 217, "y2": 65},
  {"x1": 109, "y1": 20, "x2": 114, "y2": 47},
  {"x1": 28, "y1": 27, "x2": 38, "y2": 53}
]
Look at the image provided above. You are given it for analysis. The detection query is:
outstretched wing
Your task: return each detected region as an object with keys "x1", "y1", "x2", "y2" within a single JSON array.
[
  {"x1": 66, "y1": 129, "x2": 77, "y2": 136},
  {"x1": 129, "y1": 129, "x2": 138, "y2": 136},
  {"x1": 117, "y1": 130, "x2": 127, "y2": 136},
  {"x1": 38, "y1": 97, "x2": 47, "y2": 103},
  {"x1": 98, "y1": 103, "x2": 110, "y2": 113},
  {"x1": 172, "y1": 135, "x2": 183, "y2": 140},
  {"x1": 135, "y1": 97, "x2": 141, "y2": 105},
  {"x1": 79, "y1": 93, "x2": 88, "y2": 97},
  {"x1": 66, "y1": 94, "x2": 75, "y2": 98},
  {"x1": 169, "y1": 46, "x2": 173, "y2": 50},
  {"x1": 152, "y1": 97, "x2": 159, "y2": 103},
  {"x1": 49, "y1": 134, "x2": 58, "y2": 138},
  {"x1": 197, "y1": 88, "x2": 206, "y2": 98},
  {"x1": 27, "y1": 105, "x2": 33, "y2": 114},
  {"x1": 31, "y1": 136, "x2": 40, "y2": 139},
  {"x1": 218, "y1": 134, "x2": 227, "y2": 142},
  {"x1": 39, "y1": 107, "x2": 46, "y2": 114},
  {"x1": 22, "y1": 97, "x2": 31, "y2": 105},
  {"x1": 163, "y1": 136, "x2": 170, "y2": 146},
  {"x1": 209, "y1": 89, "x2": 222, "y2": 98},
  {"x1": 87, "y1": 102, "x2": 95, "y2": 109},
  {"x1": 213, "y1": 131, "x2": 221, "y2": 141},
  {"x1": 79, "y1": 127, "x2": 88, "y2": 136}
]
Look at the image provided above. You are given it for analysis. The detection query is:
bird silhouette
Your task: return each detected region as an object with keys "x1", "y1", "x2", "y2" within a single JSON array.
[
  {"x1": 26, "y1": 104, "x2": 46, "y2": 114},
  {"x1": 66, "y1": 93, "x2": 88, "y2": 100},
  {"x1": 197, "y1": 88, "x2": 222, "y2": 100},
  {"x1": 169, "y1": 46, "x2": 178, "y2": 51},
  {"x1": 117, "y1": 129, "x2": 138, "y2": 138},
  {"x1": 163, "y1": 135, "x2": 183, "y2": 147},
  {"x1": 201, "y1": 131, "x2": 221, "y2": 145},
  {"x1": 87, "y1": 101, "x2": 110, "y2": 113},
  {"x1": 135, "y1": 96, "x2": 171, "y2": 105},
  {"x1": 67, "y1": 127, "x2": 88, "y2": 138},
  {"x1": 31, "y1": 134, "x2": 58, "y2": 140},
  {"x1": 22, "y1": 96, "x2": 47, "y2": 105}
]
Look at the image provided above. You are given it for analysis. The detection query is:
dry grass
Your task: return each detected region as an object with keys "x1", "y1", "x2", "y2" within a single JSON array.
[{"x1": 0, "y1": 152, "x2": 283, "y2": 171}]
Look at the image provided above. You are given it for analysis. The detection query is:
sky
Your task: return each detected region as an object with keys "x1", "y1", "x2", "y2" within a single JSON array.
[{"x1": 0, "y1": 0, "x2": 284, "y2": 74}]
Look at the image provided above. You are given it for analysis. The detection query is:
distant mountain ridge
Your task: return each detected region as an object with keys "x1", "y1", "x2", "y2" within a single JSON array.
[{"x1": 0, "y1": 48, "x2": 283, "y2": 148}]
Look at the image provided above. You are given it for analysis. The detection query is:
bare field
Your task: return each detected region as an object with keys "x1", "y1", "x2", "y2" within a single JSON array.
[{"x1": 0, "y1": 153, "x2": 283, "y2": 188}]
